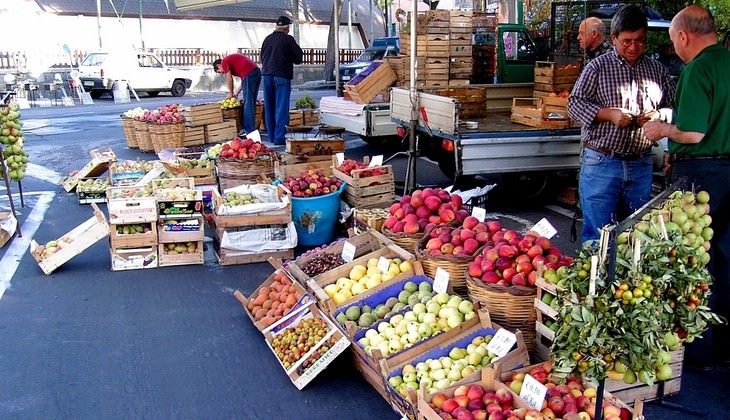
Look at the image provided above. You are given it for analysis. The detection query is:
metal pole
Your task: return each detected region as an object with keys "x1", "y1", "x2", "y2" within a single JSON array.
[
  {"x1": 293, "y1": 0, "x2": 300, "y2": 43},
  {"x1": 405, "y1": 0, "x2": 418, "y2": 194},
  {"x1": 334, "y1": 0, "x2": 340, "y2": 93},
  {"x1": 369, "y1": 0, "x2": 373, "y2": 42},
  {"x1": 97, "y1": 0, "x2": 102, "y2": 48},
  {"x1": 139, "y1": 0, "x2": 145, "y2": 49},
  {"x1": 347, "y1": 0, "x2": 352, "y2": 49}
]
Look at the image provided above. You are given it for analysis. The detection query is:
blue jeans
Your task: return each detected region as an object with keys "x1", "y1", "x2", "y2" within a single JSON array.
[
  {"x1": 262, "y1": 75, "x2": 291, "y2": 145},
  {"x1": 579, "y1": 148, "x2": 653, "y2": 242},
  {"x1": 241, "y1": 67, "x2": 261, "y2": 133}
]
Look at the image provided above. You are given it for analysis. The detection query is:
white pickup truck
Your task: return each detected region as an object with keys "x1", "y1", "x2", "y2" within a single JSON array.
[{"x1": 77, "y1": 50, "x2": 192, "y2": 98}]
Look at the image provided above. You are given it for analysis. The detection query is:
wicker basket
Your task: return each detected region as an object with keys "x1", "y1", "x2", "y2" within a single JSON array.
[
  {"x1": 216, "y1": 153, "x2": 278, "y2": 191},
  {"x1": 148, "y1": 122, "x2": 185, "y2": 153},
  {"x1": 414, "y1": 232, "x2": 481, "y2": 297},
  {"x1": 120, "y1": 115, "x2": 138, "y2": 149},
  {"x1": 133, "y1": 120, "x2": 153, "y2": 152},
  {"x1": 465, "y1": 274, "x2": 537, "y2": 352},
  {"x1": 221, "y1": 107, "x2": 242, "y2": 132},
  {"x1": 381, "y1": 226, "x2": 423, "y2": 254}
]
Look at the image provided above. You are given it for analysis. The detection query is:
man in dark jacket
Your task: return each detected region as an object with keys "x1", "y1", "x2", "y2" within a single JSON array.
[{"x1": 260, "y1": 15, "x2": 304, "y2": 145}]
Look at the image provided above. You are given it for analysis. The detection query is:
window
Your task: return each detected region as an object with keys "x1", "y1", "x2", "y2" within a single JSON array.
[
  {"x1": 503, "y1": 31, "x2": 537, "y2": 62},
  {"x1": 138, "y1": 54, "x2": 163, "y2": 68},
  {"x1": 81, "y1": 53, "x2": 108, "y2": 66}
]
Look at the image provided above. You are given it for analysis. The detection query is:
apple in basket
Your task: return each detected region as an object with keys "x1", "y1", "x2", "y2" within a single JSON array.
[
  {"x1": 285, "y1": 169, "x2": 342, "y2": 197},
  {"x1": 218, "y1": 137, "x2": 270, "y2": 160},
  {"x1": 383, "y1": 188, "x2": 468, "y2": 234}
]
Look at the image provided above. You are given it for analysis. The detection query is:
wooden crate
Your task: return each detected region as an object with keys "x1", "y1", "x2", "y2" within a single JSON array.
[
  {"x1": 262, "y1": 301, "x2": 351, "y2": 390},
  {"x1": 449, "y1": 45, "x2": 473, "y2": 57},
  {"x1": 106, "y1": 186, "x2": 158, "y2": 224},
  {"x1": 511, "y1": 97, "x2": 570, "y2": 129},
  {"x1": 431, "y1": 87, "x2": 487, "y2": 119},
  {"x1": 158, "y1": 241, "x2": 204, "y2": 266},
  {"x1": 157, "y1": 216, "x2": 205, "y2": 243},
  {"x1": 204, "y1": 120, "x2": 237, "y2": 144},
  {"x1": 534, "y1": 61, "x2": 580, "y2": 80},
  {"x1": 183, "y1": 126, "x2": 205, "y2": 146},
  {"x1": 604, "y1": 348, "x2": 684, "y2": 405},
  {"x1": 110, "y1": 246, "x2": 158, "y2": 271},
  {"x1": 331, "y1": 156, "x2": 394, "y2": 188},
  {"x1": 345, "y1": 62, "x2": 398, "y2": 105},
  {"x1": 29, "y1": 203, "x2": 110, "y2": 275},
  {"x1": 61, "y1": 148, "x2": 117, "y2": 192},
  {"x1": 210, "y1": 185, "x2": 291, "y2": 231},
  {"x1": 285, "y1": 138, "x2": 345, "y2": 156},
  {"x1": 110, "y1": 222, "x2": 157, "y2": 249},
  {"x1": 342, "y1": 190, "x2": 395, "y2": 209},
  {"x1": 303, "y1": 109, "x2": 320, "y2": 126},
  {"x1": 76, "y1": 177, "x2": 108, "y2": 205},
  {"x1": 289, "y1": 109, "x2": 305, "y2": 127},
  {"x1": 180, "y1": 103, "x2": 223, "y2": 126},
  {"x1": 534, "y1": 312, "x2": 555, "y2": 362},
  {"x1": 275, "y1": 159, "x2": 333, "y2": 182}
]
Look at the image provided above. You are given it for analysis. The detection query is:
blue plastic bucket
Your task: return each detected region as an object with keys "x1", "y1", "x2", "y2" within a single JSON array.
[{"x1": 291, "y1": 184, "x2": 344, "y2": 246}]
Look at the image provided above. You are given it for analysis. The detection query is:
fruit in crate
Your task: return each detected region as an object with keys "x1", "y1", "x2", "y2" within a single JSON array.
[
  {"x1": 111, "y1": 160, "x2": 154, "y2": 174},
  {"x1": 284, "y1": 169, "x2": 343, "y2": 198},
  {"x1": 426, "y1": 384, "x2": 519, "y2": 419},
  {"x1": 323, "y1": 257, "x2": 414, "y2": 304},
  {"x1": 0, "y1": 103, "x2": 29, "y2": 181},
  {"x1": 246, "y1": 271, "x2": 306, "y2": 327},
  {"x1": 270, "y1": 317, "x2": 329, "y2": 370},
  {"x1": 35, "y1": 236, "x2": 73, "y2": 260},
  {"x1": 115, "y1": 224, "x2": 150, "y2": 235},
  {"x1": 335, "y1": 280, "x2": 434, "y2": 329},
  {"x1": 295, "y1": 335, "x2": 339, "y2": 375},
  {"x1": 77, "y1": 178, "x2": 110, "y2": 193},
  {"x1": 422, "y1": 218, "x2": 495, "y2": 257},
  {"x1": 123, "y1": 107, "x2": 147, "y2": 119},
  {"x1": 179, "y1": 158, "x2": 213, "y2": 170},
  {"x1": 219, "y1": 97, "x2": 241, "y2": 109},
  {"x1": 470, "y1": 228, "x2": 573, "y2": 287},
  {"x1": 218, "y1": 137, "x2": 271, "y2": 160},
  {"x1": 162, "y1": 241, "x2": 198, "y2": 254},
  {"x1": 156, "y1": 187, "x2": 198, "y2": 201},
  {"x1": 221, "y1": 191, "x2": 262, "y2": 207},
  {"x1": 336, "y1": 159, "x2": 389, "y2": 178},
  {"x1": 300, "y1": 252, "x2": 346, "y2": 277},
  {"x1": 502, "y1": 361, "x2": 632, "y2": 420},
  {"x1": 357, "y1": 291, "x2": 476, "y2": 357},
  {"x1": 108, "y1": 187, "x2": 154, "y2": 199},
  {"x1": 388, "y1": 333, "x2": 503, "y2": 396},
  {"x1": 383, "y1": 188, "x2": 468, "y2": 234},
  {"x1": 143, "y1": 104, "x2": 185, "y2": 124},
  {"x1": 205, "y1": 143, "x2": 223, "y2": 159}
]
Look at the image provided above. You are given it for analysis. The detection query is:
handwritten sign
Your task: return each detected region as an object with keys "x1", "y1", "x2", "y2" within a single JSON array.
[
  {"x1": 471, "y1": 207, "x2": 486, "y2": 222},
  {"x1": 519, "y1": 374, "x2": 548, "y2": 411},
  {"x1": 336, "y1": 152, "x2": 345, "y2": 166},
  {"x1": 377, "y1": 256, "x2": 390, "y2": 274},
  {"x1": 433, "y1": 267, "x2": 450, "y2": 294},
  {"x1": 530, "y1": 218, "x2": 557, "y2": 239},
  {"x1": 368, "y1": 155, "x2": 384, "y2": 167},
  {"x1": 341, "y1": 241, "x2": 356, "y2": 263},
  {"x1": 485, "y1": 328, "x2": 517, "y2": 357}
]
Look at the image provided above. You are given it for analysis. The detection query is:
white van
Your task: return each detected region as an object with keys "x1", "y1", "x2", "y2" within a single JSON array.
[{"x1": 77, "y1": 50, "x2": 192, "y2": 98}]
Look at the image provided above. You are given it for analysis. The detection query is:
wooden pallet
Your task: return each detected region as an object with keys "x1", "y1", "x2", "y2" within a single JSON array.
[
  {"x1": 204, "y1": 120, "x2": 237, "y2": 144},
  {"x1": 181, "y1": 103, "x2": 223, "y2": 126}
]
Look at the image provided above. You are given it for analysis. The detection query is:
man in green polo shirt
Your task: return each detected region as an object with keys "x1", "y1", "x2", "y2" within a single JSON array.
[{"x1": 644, "y1": 5, "x2": 730, "y2": 371}]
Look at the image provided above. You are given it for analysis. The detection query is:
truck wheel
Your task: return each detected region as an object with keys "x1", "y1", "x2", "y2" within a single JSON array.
[
  {"x1": 503, "y1": 172, "x2": 552, "y2": 200},
  {"x1": 147, "y1": 91, "x2": 160, "y2": 97},
  {"x1": 171, "y1": 80, "x2": 186, "y2": 97},
  {"x1": 90, "y1": 91, "x2": 103, "y2": 99},
  {"x1": 436, "y1": 152, "x2": 456, "y2": 179}
]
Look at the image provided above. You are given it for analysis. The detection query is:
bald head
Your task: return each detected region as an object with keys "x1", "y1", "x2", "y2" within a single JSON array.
[
  {"x1": 669, "y1": 5, "x2": 718, "y2": 63},
  {"x1": 578, "y1": 17, "x2": 606, "y2": 51}
]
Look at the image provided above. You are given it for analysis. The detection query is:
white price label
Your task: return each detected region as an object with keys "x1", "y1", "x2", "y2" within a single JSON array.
[
  {"x1": 530, "y1": 218, "x2": 558, "y2": 239},
  {"x1": 519, "y1": 374, "x2": 548, "y2": 411},
  {"x1": 368, "y1": 155, "x2": 384, "y2": 167},
  {"x1": 341, "y1": 241, "x2": 356, "y2": 263},
  {"x1": 336, "y1": 152, "x2": 345, "y2": 166},
  {"x1": 377, "y1": 257, "x2": 390, "y2": 274},
  {"x1": 248, "y1": 130, "x2": 262, "y2": 143},
  {"x1": 485, "y1": 328, "x2": 517, "y2": 357},
  {"x1": 433, "y1": 267, "x2": 450, "y2": 294},
  {"x1": 471, "y1": 207, "x2": 486, "y2": 222}
]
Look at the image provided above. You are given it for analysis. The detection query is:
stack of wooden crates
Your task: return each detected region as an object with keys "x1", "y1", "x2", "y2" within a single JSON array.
[
  {"x1": 181, "y1": 103, "x2": 237, "y2": 145},
  {"x1": 154, "y1": 178, "x2": 205, "y2": 267},
  {"x1": 107, "y1": 185, "x2": 159, "y2": 271}
]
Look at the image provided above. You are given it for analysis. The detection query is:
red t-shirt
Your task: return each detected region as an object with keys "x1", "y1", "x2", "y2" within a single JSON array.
[{"x1": 220, "y1": 54, "x2": 258, "y2": 78}]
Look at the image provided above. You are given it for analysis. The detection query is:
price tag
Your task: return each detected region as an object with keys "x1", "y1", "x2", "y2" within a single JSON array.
[
  {"x1": 433, "y1": 267, "x2": 450, "y2": 294},
  {"x1": 530, "y1": 218, "x2": 558, "y2": 239},
  {"x1": 377, "y1": 256, "x2": 390, "y2": 274},
  {"x1": 519, "y1": 374, "x2": 548, "y2": 411},
  {"x1": 589, "y1": 255, "x2": 598, "y2": 296},
  {"x1": 471, "y1": 206, "x2": 486, "y2": 222},
  {"x1": 336, "y1": 152, "x2": 345, "y2": 166},
  {"x1": 248, "y1": 130, "x2": 262, "y2": 143},
  {"x1": 485, "y1": 328, "x2": 517, "y2": 357},
  {"x1": 368, "y1": 155, "x2": 384, "y2": 167},
  {"x1": 341, "y1": 241, "x2": 356, "y2": 263}
]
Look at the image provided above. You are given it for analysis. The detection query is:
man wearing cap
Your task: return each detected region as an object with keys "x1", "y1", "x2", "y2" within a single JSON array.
[
  {"x1": 213, "y1": 53, "x2": 261, "y2": 135},
  {"x1": 260, "y1": 15, "x2": 304, "y2": 145}
]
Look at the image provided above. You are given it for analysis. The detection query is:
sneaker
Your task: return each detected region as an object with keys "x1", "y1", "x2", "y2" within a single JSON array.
[{"x1": 237, "y1": 130, "x2": 247, "y2": 137}]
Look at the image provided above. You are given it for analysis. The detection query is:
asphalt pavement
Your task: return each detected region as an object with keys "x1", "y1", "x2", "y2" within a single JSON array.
[{"x1": 0, "y1": 91, "x2": 728, "y2": 419}]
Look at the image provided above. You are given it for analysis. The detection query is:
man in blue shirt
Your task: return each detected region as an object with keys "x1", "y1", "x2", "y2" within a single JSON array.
[{"x1": 260, "y1": 15, "x2": 304, "y2": 145}]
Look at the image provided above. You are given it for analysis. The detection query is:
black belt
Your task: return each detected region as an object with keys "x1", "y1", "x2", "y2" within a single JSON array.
[
  {"x1": 670, "y1": 154, "x2": 730, "y2": 162},
  {"x1": 585, "y1": 145, "x2": 650, "y2": 161}
]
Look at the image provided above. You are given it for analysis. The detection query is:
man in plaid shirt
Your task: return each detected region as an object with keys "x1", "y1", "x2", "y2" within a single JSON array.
[{"x1": 568, "y1": 5, "x2": 675, "y2": 243}]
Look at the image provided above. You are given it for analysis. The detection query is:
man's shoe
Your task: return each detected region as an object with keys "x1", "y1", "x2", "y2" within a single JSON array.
[{"x1": 237, "y1": 130, "x2": 247, "y2": 137}]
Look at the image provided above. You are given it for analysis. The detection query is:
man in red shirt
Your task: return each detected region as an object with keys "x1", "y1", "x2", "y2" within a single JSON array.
[{"x1": 213, "y1": 53, "x2": 261, "y2": 134}]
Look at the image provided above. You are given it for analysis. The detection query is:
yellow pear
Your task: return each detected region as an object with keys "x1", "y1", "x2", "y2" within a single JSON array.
[
  {"x1": 324, "y1": 284, "x2": 339, "y2": 299},
  {"x1": 333, "y1": 292, "x2": 350, "y2": 305},
  {"x1": 381, "y1": 271, "x2": 395, "y2": 282},
  {"x1": 365, "y1": 275, "x2": 382, "y2": 289},
  {"x1": 349, "y1": 265, "x2": 367, "y2": 281},
  {"x1": 351, "y1": 282, "x2": 366, "y2": 295},
  {"x1": 399, "y1": 260, "x2": 414, "y2": 273},
  {"x1": 388, "y1": 263, "x2": 401, "y2": 277},
  {"x1": 367, "y1": 258, "x2": 379, "y2": 268}
]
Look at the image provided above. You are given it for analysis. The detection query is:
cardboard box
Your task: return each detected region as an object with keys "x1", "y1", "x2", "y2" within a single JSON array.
[
  {"x1": 110, "y1": 246, "x2": 158, "y2": 271},
  {"x1": 0, "y1": 211, "x2": 18, "y2": 248}
]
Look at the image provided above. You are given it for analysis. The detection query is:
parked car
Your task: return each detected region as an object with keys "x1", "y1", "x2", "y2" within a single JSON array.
[
  {"x1": 339, "y1": 37, "x2": 400, "y2": 85},
  {"x1": 77, "y1": 50, "x2": 192, "y2": 98}
]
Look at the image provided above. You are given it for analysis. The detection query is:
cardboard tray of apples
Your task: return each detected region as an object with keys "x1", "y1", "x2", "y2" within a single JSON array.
[
  {"x1": 262, "y1": 300, "x2": 351, "y2": 390},
  {"x1": 381, "y1": 309, "x2": 531, "y2": 420}
]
